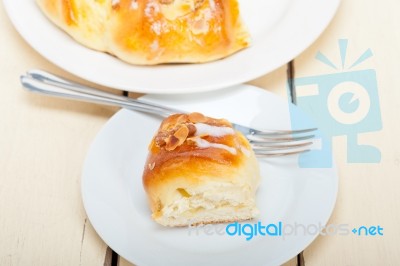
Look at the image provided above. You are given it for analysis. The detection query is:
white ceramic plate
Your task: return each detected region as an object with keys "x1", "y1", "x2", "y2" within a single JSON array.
[
  {"x1": 4, "y1": 0, "x2": 340, "y2": 93},
  {"x1": 81, "y1": 84, "x2": 338, "y2": 266}
]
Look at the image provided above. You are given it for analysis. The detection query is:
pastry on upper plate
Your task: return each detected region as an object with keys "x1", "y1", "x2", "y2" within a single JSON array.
[
  {"x1": 36, "y1": 0, "x2": 251, "y2": 65},
  {"x1": 142, "y1": 112, "x2": 260, "y2": 227}
]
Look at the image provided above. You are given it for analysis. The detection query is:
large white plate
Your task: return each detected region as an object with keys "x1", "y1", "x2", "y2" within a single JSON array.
[
  {"x1": 4, "y1": 0, "x2": 340, "y2": 94},
  {"x1": 81, "y1": 84, "x2": 338, "y2": 266}
]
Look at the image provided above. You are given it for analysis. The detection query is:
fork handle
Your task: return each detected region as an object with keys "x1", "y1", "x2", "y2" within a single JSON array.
[{"x1": 20, "y1": 69, "x2": 182, "y2": 117}]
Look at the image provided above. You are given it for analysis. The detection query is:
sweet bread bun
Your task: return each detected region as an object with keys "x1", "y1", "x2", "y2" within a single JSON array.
[
  {"x1": 36, "y1": 0, "x2": 250, "y2": 65},
  {"x1": 143, "y1": 113, "x2": 260, "y2": 227}
]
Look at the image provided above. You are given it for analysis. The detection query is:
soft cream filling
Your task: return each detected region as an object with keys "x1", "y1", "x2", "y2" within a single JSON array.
[{"x1": 160, "y1": 184, "x2": 258, "y2": 220}]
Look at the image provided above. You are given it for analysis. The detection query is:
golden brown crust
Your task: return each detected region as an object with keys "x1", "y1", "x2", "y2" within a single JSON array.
[
  {"x1": 143, "y1": 113, "x2": 246, "y2": 183},
  {"x1": 36, "y1": 0, "x2": 109, "y2": 51},
  {"x1": 36, "y1": 0, "x2": 250, "y2": 65}
]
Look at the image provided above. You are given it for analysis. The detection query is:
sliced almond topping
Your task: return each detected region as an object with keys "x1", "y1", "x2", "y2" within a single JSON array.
[
  {"x1": 187, "y1": 123, "x2": 197, "y2": 136},
  {"x1": 188, "y1": 112, "x2": 207, "y2": 123},
  {"x1": 159, "y1": 0, "x2": 174, "y2": 4},
  {"x1": 175, "y1": 114, "x2": 188, "y2": 124},
  {"x1": 155, "y1": 137, "x2": 166, "y2": 147},
  {"x1": 165, "y1": 135, "x2": 180, "y2": 151},
  {"x1": 155, "y1": 131, "x2": 169, "y2": 147},
  {"x1": 160, "y1": 121, "x2": 171, "y2": 131},
  {"x1": 219, "y1": 118, "x2": 232, "y2": 127},
  {"x1": 206, "y1": 118, "x2": 232, "y2": 127},
  {"x1": 164, "y1": 125, "x2": 188, "y2": 151},
  {"x1": 186, "y1": 136, "x2": 196, "y2": 143},
  {"x1": 160, "y1": 114, "x2": 179, "y2": 130},
  {"x1": 174, "y1": 125, "x2": 189, "y2": 141},
  {"x1": 148, "y1": 162, "x2": 155, "y2": 170}
]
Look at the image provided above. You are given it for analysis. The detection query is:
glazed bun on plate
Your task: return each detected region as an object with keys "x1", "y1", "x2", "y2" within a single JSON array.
[
  {"x1": 142, "y1": 112, "x2": 260, "y2": 227},
  {"x1": 36, "y1": 0, "x2": 250, "y2": 65}
]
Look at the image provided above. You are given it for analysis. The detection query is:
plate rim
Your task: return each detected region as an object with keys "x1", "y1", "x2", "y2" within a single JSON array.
[{"x1": 3, "y1": 0, "x2": 341, "y2": 94}]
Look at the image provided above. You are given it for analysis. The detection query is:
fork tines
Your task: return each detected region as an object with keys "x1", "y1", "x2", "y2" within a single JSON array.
[{"x1": 248, "y1": 128, "x2": 317, "y2": 157}]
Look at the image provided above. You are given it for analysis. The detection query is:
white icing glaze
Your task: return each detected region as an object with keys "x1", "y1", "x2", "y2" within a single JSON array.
[
  {"x1": 151, "y1": 21, "x2": 162, "y2": 35},
  {"x1": 145, "y1": 2, "x2": 160, "y2": 17},
  {"x1": 193, "y1": 138, "x2": 237, "y2": 155},
  {"x1": 130, "y1": 0, "x2": 138, "y2": 10},
  {"x1": 194, "y1": 123, "x2": 235, "y2": 137},
  {"x1": 209, "y1": 0, "x2": 216, "y2": 10},
  {"x1": 240, "y1": 146, "x2": 251, "y2": 157}
]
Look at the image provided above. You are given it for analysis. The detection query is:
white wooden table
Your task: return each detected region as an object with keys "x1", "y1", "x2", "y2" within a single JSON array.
[{"x1": 1, "y1": 0, "x2": 399, "y2": 265}]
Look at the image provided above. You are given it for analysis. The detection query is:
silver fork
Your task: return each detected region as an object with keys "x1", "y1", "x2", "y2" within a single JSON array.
[{"x1": 20, "y1": 69, "x2": 317, "y2": 157}]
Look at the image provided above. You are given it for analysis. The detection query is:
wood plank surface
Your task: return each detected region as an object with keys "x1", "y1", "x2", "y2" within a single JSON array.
[
  {"x1": 0, "y1": 2, "x2": 119, "y2": 265},
  {"x1": 293, "y1": 0, "x2": 400, "y2": 265}
]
